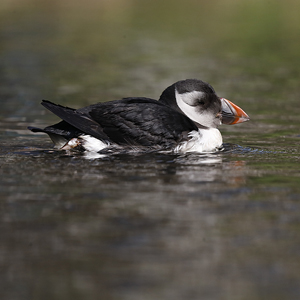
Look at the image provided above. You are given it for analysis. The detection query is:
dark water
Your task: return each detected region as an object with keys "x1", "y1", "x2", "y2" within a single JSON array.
[{"x1": 1, "y1": 0, "x2": 300, "y2": 299}]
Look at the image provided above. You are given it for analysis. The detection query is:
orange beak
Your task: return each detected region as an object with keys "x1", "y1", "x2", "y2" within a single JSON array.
[{"x1": 220, "y1": 98, "x2": 250, "y2": 125}]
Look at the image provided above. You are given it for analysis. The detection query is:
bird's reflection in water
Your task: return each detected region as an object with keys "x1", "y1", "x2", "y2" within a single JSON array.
[{"x1": 54, "y1": 146, "x2": 248, "y2": 191}]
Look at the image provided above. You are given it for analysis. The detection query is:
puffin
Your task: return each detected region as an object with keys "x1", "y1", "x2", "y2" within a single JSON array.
[{"x1": 28, "y1": 79, "x2": 249, "y2": 154}]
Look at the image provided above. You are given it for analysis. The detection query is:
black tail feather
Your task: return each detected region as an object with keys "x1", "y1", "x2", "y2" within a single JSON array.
[
  {"x1": 28, "y1": 126, "x2": 44, "y2": 133},
  {"x1": 40, "y1": 100, "x2": 108, "y2": 141}
]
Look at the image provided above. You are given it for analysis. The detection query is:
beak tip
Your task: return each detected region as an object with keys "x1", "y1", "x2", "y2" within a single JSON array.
[{"x1": 221, "y1": 98, "x2": 250, "y2": 125}]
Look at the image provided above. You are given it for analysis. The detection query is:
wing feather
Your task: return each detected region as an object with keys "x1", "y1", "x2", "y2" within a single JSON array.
[{"x1": 87, "y1": 98, "x2": 197, "y2": 147}]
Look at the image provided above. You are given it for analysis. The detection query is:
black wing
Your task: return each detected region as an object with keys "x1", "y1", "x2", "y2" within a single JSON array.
[
  {"x1": 39, "y1": 98, "x2": 197, "y2": 148},
  {"x1": 83, "y1": 97, "x2": 197, "y2": 147}
]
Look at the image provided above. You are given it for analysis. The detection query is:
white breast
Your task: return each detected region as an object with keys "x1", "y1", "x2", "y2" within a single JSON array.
[{"x1": 174, "y1": 128, "x2": 223, "y2": 153}]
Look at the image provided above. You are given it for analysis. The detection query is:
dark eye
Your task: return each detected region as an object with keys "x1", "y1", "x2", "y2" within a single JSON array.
[{"x1": 198, "y1": 100, "x2": 205, "y2": 105}]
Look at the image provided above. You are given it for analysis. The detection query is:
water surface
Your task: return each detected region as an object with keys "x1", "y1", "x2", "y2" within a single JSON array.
[{"x1": 1, "y1": 0, "x2": 300, "y2": 299}]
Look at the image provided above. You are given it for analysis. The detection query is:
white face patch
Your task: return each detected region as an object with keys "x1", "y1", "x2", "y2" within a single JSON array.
[
  {"x1": 177, "y1": 90, "x2": 206, "y2": 106},
  {"x1": 175, "y1": 89, "x2": 219, "y2": 128}
]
